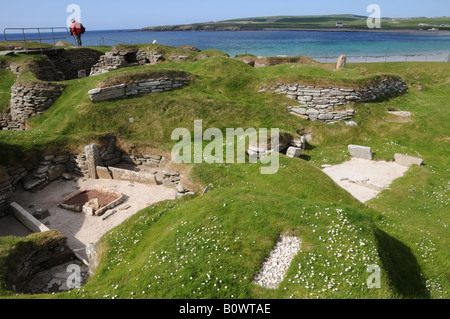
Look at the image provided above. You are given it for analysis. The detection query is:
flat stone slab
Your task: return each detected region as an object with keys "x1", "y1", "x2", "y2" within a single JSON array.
[
  {"x1": 348, "y1": 145, "x2": 373, "y2": 160},
  {"x1": 394, "y1": 153, "x2": 424, "y2": 167},
  {"x1": 322, "y1": 158, "x2": 409, "y2": 203},
  {"x1": 286, "y1": 147, "x2": 302, "y2": 158},
  {"x1": 10, "y1": 202, "x2": 50, "y2": 233},
  {"x1": 109, "y1": 167, "x2": 157, "y2": 185},
  {"x1": 96, "y1": 166, "x2": 112, "y2": 179},
  {"x1": 388, "y1": 111, "x2": 412, "y2": 117}
]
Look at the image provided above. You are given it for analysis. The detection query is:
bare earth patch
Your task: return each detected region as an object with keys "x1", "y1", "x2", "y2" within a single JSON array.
[
  {"x1": 322, "y1": 158, "x2": 409, "y2": 203},
  {"x1": 14, "y1": 178, "x2": 177, "y2": 260}
]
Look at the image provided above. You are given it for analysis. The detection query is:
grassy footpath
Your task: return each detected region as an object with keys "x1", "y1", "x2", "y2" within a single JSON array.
[{"x1": 0, "y1": 48, "x2": 448, "y2": 298}]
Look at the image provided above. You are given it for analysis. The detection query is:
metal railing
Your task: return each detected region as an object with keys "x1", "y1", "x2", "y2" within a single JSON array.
[{"x1": 3, "y1": 27, "x2": 70, "y2": 53}]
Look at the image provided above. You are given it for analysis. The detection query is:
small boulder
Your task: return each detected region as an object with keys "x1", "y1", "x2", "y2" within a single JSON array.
[
  {"x1": 346, "y1": 121, "x2": 358, "y2": 127},
  {"x1": 32, "y1": 208, "x2": 50, "y2": 220}
]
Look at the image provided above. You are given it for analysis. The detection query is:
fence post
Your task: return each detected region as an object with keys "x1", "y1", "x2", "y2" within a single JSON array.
[{"x1": 21, "y1": 28, "x2": 28, "y2": 52}]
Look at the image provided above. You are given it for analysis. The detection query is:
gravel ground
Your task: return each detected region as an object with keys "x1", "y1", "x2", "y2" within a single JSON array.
[
  {"x1": 14, "y1": 178, "x2": 177, "y2": 260},
  {"x1": 254, "y1": 236, "x2": 301, "y2": 289}
]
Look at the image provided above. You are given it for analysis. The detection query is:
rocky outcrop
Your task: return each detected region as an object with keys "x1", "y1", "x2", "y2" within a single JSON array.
[
  {"x1": 271, "y1": 78, "x2": 408, "y2": 123},
  {"x1": 88, "y1": 77, "x2": 190, "y2": 102}
]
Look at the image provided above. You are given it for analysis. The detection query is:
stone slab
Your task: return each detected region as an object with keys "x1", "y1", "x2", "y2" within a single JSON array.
[
  {"x1": 348, "y1": 145, "x2": 373, "y2": 160},
  {"x1": 109, "y1": 167, "x2": 157, "y2": 185},
  {"x1": 286, "y1": 147, "x2": 302, "y2": 158},
  {"x1": 11, "y1": 202, "x2": 50, "y2": 233},
  {"x1": 96, "y1": 166, "x2": 112, "y2": 179},
  {"x1": 394, "y1": 153, "x2": 424, "y2": 167},
  {"x1": 84, "y1": 144, "x2": 103, "y2": 179}
]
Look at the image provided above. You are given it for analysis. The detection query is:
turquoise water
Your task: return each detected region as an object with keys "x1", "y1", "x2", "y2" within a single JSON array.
[{"x1": 3, "y1": 29, "x2": 450, "y2": 58}]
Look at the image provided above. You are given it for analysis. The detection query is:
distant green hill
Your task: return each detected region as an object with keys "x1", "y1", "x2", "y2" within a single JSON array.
[{"x1": 142, "y1": 14, "x2": 450, "y2": 32}]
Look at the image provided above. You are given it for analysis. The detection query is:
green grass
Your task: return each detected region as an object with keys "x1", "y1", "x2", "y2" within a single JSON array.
[
  {"x1": 0, "y1": 48, "x2": 448, "y2": 299},
  {"x1": 52, "y1": 157, "x2": 401, "y2": 299},
  {"x1": 0, "y1": 69, "x2": 16, "y2": 112}
]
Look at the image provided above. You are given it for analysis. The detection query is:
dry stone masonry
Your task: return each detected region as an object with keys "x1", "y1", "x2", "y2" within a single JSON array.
[
  {"x1": 46, "y1": 49, "x2": 103, "y2": 80},
  {"x1": 271, "y1": 78, "x2": 408, "y2": 123},
  {"x1": 88, "y1": 77, "x2": 191, "y2": 102},
  {"x1": 0, "y1": 136, "x2": 174, "y2": 215},
  {"x1": 90, "y1": 49, "x2": 163, "y2": 76},
  {"x1": 4, "y1": 82, "x2": 65, "y2": 130}
]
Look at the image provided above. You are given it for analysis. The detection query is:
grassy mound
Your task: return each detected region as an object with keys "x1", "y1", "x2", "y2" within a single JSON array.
[
  {"x1": 96, "y1": 69, "x2": 192, "y2": 88},
  {"x1": 56, "y1": 157, "x2": 402, "y2": 299},
  {"x1": 0, "y1": 230, "x2": 67, "y2": 296},
  {"x1": 0, "y1": 46, "x2": 448, "y2": 299}
]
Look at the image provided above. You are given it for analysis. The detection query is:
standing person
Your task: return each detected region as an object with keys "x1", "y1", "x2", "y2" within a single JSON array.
[{"x1": 70, "y1": 19, "x2": 85, "y2": 47}]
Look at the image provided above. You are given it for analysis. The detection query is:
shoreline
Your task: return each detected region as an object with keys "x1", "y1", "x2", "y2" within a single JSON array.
[{"x1": 137, "y1": 27, "x2": 450, "y2": 36}]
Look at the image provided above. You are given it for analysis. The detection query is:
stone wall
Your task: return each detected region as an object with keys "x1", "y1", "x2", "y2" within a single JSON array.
[
  {"x1": 270, "y1": 78, "x2": 408, "y2": 123},
  {"x1": 47, "y1": 49, "x2": 104, "y2": 80},
  {"x1": 4, "y1": 230, "x2": 74, "y2": 292},
  {"x1": 90, "y1": 49, "x2": 163, "y2": 76},
  {"x1": 88, "y1": 78, "x2": 190, "y2": 102},
  {"x1": 0, "y1": 166, "x2": 14, "y2": 217},
  {"x1": 1, "y1": 137, "x2": 170, "y2": 195},
  {"x1": 4, "y1": 82, "x2": 66, "y2": 130}
]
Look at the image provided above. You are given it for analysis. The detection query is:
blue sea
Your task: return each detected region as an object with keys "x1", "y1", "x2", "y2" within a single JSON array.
[{"x1": 2, "y1": 29, "x2": 450, "y2": 60}]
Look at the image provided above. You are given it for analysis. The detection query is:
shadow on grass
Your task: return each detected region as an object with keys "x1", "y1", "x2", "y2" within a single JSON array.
[{"x1": 375, "y1": 229, "x2": 430, "y2": 299}]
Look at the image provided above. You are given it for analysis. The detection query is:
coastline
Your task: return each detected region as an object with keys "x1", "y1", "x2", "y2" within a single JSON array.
[{"x1": 137, "y1": 27, "x2": 450, "y2": 36}]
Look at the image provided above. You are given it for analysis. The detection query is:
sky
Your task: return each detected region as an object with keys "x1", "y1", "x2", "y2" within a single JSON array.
[{"x1": 0, "y1": 0, "x2": 449, "y2": 31}]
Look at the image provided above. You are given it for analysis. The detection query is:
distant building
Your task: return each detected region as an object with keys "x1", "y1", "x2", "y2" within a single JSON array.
[{"x1": 336, "y1": 22, "x2": 344, "y2": 27}]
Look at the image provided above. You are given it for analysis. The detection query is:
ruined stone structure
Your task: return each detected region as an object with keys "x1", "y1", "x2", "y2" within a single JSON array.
[
  {"x1": 0, "y1": 136, "x2": 174, "y2": 216},
  {"x1": 46, "y1": 49, "x2": 104, "y2": 81},
  {"x1": 270, "y1": 78, "x2": 408, "y2": 123},
  {"x1": 6, "y1": 82, "x2": 66, "y2": 130},
  {"x1": 90, "y1": 48, "x2": 163, "y2": 76},
  {"x1": 5, "y1": 229, "x2": 74, "y2": 293},
  {"x1": 88, "y1": 77, "x2": 191, "y2": 102}
]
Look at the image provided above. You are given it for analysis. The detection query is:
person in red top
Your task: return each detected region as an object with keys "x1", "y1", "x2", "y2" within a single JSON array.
[{"x1": 70, "y1": 19, "x2": 83, "y2": 47}]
